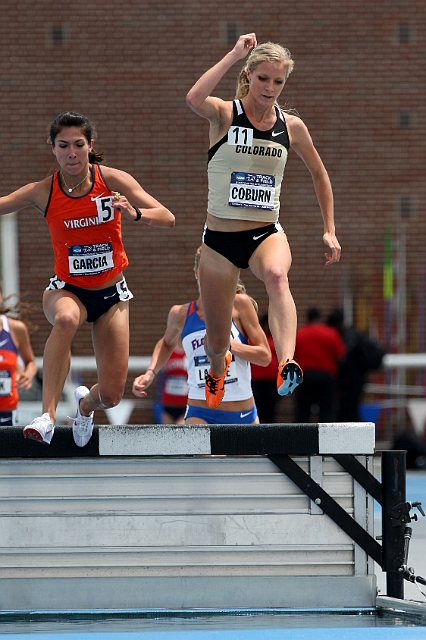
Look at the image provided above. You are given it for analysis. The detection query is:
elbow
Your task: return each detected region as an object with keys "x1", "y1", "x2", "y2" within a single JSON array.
[
  {"x1": 186, "y1": 92, "x2": 196, "y2": 110},
  {"x1": 264, "y1": 355, "x2": 273, "y2": 367},
  {"x1": 260, "y1": 352, "x2": 272, "y2": 367},
  {"x1": 264, "y1": 346, "x2": 273, "y2": 366},
  {"x1": 186, "y1": 90, "x2": 202, "y2": 112},
  {"x1": 158, "y1": 209, "x2": 175, "y2": 227}
]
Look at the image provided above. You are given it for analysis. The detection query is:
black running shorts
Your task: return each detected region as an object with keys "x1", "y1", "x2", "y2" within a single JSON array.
[{"x1": 202, "y1": 222, "x2": 283, "y2": 269}]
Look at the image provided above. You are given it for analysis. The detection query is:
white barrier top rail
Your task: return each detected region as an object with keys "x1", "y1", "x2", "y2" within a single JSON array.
[{"x1": 1, "y1": 422, "x2": 376, "y2": 457}]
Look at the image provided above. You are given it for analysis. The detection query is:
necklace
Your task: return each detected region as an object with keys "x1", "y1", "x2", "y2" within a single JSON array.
[{"x1": 61, "y1": 170, "x2": 90, "y2": 193}]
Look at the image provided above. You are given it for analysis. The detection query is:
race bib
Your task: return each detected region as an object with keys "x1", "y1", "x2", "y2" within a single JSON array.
[
  {"x1": 194, "y1": 355, "x2": 238, "y2": 388},
  {"x1": 68, "y1": 243, "x2": 114, "y2": 276},
  {"x1": 227, "y1": 126, "x2": 254, "y2": 147},
  {"x1": 229, "y1": 172, "x2": 275, "y2": 210},
  {"x1": 116, "y1": 279, "x2": 133, "y2": 301},
  {"x1": 93, "y1": 195, "x2": 116, "y2": 224},
  {"x1": 0, "y1": 370, "x2": 12, "y2": 396},
  {"x1": 164, "y1": 376, "x2": 189, "y2": 397}
]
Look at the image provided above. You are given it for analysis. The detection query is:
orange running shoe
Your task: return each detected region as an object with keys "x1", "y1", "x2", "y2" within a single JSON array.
[
  {"x1": 205, "y1": 350, "x2": 232, "y2": 409},
  {"x1": 277, "y1": 359, "x2": 303, "y2": 396}
]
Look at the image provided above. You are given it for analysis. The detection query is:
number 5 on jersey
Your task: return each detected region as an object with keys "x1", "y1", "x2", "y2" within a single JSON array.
[{"x1": 94, "y1": 196, "x2": 115, "y2": 224}]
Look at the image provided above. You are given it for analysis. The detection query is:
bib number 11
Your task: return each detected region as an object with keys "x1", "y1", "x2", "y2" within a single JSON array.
[{"x1": 227, "y1": 126, "x2": 253, "y2": 147}]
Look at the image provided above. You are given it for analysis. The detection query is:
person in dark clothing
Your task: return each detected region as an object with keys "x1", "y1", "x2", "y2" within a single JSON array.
[
  {"x1": 294, "y1": 307, "x2": 346, "y2": 422},
  {"x1": 327, "y1": 308, "x2": 385, "y2": 422}
]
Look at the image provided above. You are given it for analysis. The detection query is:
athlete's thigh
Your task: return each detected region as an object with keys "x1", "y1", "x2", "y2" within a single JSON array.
[
  {"x1": 198, "y1": 244, "x2": 239, "y2": 337},
  {"x1": 249, "y1": 231, "x2": 292, "y2": 282},
  {"x1": 185, "y1": 416, "x2": 208, "y2": 424},
  {"x1": 43, "y1": 289, "x2": 87, "y2": 327},
  {"x1": 92, "y1": 301, "x2": 130, "y2": 387}
]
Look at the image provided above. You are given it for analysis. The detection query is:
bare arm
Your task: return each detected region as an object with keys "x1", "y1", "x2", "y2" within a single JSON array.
[
  {"x1": 101, "y1": 167, "x2": 175, "y2": 227},
  {"x1": 132, "y1": 304, "x2": 187, "y2": 397},
  {"x1": 0, "y1": 180, "x2": 52, "y2": 217},
  {"x1": 287, "y1": 115, "x2": 341, "y2": 264},
  {"x1": 9, "y1": 319, "x2": 37, "y2": 391},
  {"x1": 230, "y1": 294, "x2": 272, "y2": 366},
  {"x1": 186, "y1": 33, "x2": 257, "y2": 144}
]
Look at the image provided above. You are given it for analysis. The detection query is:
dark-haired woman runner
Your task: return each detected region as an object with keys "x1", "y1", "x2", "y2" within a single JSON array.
[{"x1": 0, "y1": 111, "x2": 175, "y2": 445}]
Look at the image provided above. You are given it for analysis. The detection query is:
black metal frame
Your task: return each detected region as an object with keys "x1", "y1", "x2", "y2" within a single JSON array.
[{"x1": 268, "y1": 450, "x2": 408, "y2": 599}]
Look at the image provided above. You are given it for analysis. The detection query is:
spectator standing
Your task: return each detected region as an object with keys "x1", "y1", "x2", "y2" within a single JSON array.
[
  {"x1": 327, "y1": 308, "x2": 385, "y2": 421},
  {"x1": 294, "y1": 307, "x2": 346, "y2": 422}
]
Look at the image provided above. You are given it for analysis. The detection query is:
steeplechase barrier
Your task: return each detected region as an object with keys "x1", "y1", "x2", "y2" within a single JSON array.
[{"x1": 0, "y1": 422, "x2": 413, "y2": 612}]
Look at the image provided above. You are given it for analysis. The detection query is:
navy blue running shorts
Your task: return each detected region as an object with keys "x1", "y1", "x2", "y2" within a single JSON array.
[{"x1": 46, "y1": 275, "x2": 133, "y2": 323}]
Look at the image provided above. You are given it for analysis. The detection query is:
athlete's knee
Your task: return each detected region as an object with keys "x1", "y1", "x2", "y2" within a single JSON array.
[
  {"x1": 204, "y1": 335, "x2": 229, "y2": 359},
  {"x1": 97, "y1": 386, "x2": 124, "y2": 409},
  {"x1": 52, "y1": 310, "x2": 79, "y2": 338},
  {"x1": 264, "y1": 265, "x2": 290, "y2": 294}
]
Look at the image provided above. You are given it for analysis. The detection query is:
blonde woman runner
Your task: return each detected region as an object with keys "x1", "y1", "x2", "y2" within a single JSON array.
[{"x1": 186, "y1": 33, "x2": 341, "y2": 409}]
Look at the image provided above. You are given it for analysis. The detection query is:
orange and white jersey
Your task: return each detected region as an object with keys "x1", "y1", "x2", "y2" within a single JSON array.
[{"x1": 45, "y1": 164, "x2": 129, "y2": 288}]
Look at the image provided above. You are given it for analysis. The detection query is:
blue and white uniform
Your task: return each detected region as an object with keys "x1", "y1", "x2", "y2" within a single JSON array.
[{"x1": 181, "y1": 301, "x2": 257, "y2": 424}]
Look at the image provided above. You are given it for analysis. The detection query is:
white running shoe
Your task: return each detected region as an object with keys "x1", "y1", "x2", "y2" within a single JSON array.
[
  {"x1": 73, "y1": 386, "x2": 94, "y2": 448},
  {"x1": 23, "y1": 413, "x2": 55, "y2": 444}
]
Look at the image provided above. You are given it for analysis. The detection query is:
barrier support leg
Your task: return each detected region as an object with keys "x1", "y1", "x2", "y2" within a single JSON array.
[{"x1": 381, "y1": 449, "x2": 406, "y2": 599}]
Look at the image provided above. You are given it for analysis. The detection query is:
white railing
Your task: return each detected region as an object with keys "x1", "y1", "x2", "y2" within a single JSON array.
[
  {"x1": 382, "y1": 353, "x2": 426, "y2": 369},
  {"x1": 363, "y1": 354, "x2": 426, "y2": 436},
  {"x1": 34, "y1": 356, "x2": 151, "y2": 372},
  {"x1": 25, "y1": 354, "x2": 426, "y2": 430},
  {"x1": 33, "y1": 353, "x2": 426, "y2": 374},
  {"x1": 20, "y1": 357, "x2": 152, "y2": 426}
]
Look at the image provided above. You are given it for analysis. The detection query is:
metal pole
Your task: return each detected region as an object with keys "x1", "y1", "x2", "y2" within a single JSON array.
[
  {"x1": 0, "y1": 212, "x2": 19, "y2": 298},
  {"x1": 392, "y1": 225, "x2": 406, "y2": 429},
  {"x1": 381, "y1": 449, "x2": 406, "y2": 599}
]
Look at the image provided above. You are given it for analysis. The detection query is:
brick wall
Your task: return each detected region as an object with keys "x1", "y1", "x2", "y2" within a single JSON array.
[{"x1": 1, "y1": 0, "x2": 424, "y2": 425}]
